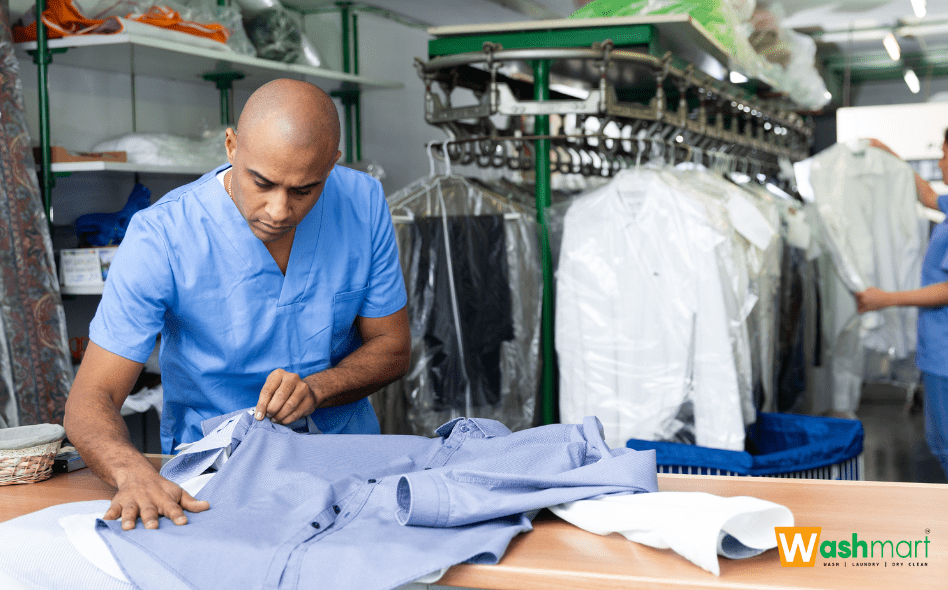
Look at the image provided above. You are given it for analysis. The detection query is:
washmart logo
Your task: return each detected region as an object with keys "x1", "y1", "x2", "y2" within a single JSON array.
[{"x1": 775, "y1": 527, "x2": 931, "y2": 568}]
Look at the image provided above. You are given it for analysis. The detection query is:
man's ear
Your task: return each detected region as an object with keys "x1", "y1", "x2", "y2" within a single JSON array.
[{"x1": 225, "y1": 128, "x2": 238, "y2": 164}]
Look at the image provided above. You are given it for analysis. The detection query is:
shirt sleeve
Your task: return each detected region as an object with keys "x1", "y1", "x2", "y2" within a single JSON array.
[
  {"x1": 938, "y1": 196, "x2": 948, "y2": 273},
  {"x1": 88, "y1": 212, "x2": 175, "y2": 363},
  {"x1": 359, "y1": 178, "x2": 408, "y2": 318}
]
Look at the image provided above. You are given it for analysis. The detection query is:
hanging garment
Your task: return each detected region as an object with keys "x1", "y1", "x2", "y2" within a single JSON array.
[
  {"x1": 411, "y1": 215, "x2": 514, "y2": 410},
  {"x1": 555, "y1": 168, "x2": 746, "y2": 451},
  {"x1": 734, "y1": 180, "x2": 790, "y2": 412},
  {"x1": 375, "y1": 175, "x2": 541, "y2": 435},
  {"x1": 796, "y1": 142, "x2": 925, "y2": 412},
  {"x1": 668, "y1": 166, "x2": 773, "y2": 426},
  {"x1": 0, "y1": 5, "x2": 72, "y2": 427}
]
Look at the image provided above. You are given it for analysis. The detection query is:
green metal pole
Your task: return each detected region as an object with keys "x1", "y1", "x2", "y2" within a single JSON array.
[
  {"x1": 353, "y1": 12, "x2": 361, "y2": 162},
  {"x1": 219, "y1": 87, "x2": 230, "y2": 125},
  {"x1": 34, "y1": 0, "x2": 54, "y2": 221},
  {"x1": 339, "y1": 2, "x2": 354, "y2": 163},
  {"x1": 352, "y1": 11, "x2": 359, "y2": 76},
  {"x1": 533, "y1": 59, "x2": 554, "y2": 426},
  {"x1": 202, "y1": 72, "x2": 245, "y2": 125}
]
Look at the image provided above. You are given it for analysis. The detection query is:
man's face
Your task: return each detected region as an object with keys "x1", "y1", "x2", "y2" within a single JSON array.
[{"x1": 224, "y1": 126, "x2": 341, "y2": 244}]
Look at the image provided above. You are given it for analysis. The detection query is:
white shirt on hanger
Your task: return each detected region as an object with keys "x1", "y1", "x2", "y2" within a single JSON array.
[{"x1": 556, "y1": 168, "x2": 746, "y2": 451}]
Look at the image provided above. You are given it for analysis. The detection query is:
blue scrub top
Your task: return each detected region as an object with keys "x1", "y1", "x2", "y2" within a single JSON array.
[
  {"x1": 90, "y1": 164, "x2": 408, "y2": 453},
  {"x1": 918, "y1": 194, "x2": 948, "y2": 378}
]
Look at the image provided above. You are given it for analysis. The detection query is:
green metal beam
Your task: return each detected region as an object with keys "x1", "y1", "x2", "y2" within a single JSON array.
[
  {"x1": 532, "y1": 58, "x2": 555, "y2": 426},
  {"x1": 202, "y1": 71, "x2": 246, "y2": 125},
  {"x1": 429, "y1": 24, "x2": 655, "y2": 57},
  {"x1": 34, "y1": 0, "x2": 54, "y2": 221},
  {"x1": 338, "y1": 1, "x2": 355, "y2": 163}
]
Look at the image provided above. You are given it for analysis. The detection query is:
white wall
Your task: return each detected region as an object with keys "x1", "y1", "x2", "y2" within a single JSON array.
[
  {"x1": 303, "y1": 10, "x2": 444, "y2": 194},
  {"x1": 851, "y1": 76, "x2": 948, "y2": 108}
]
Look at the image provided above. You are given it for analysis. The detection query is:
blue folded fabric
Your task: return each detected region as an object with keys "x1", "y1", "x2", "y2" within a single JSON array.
[{"x1": 76, "y1": 183, "x2": 151, "y2": 246}]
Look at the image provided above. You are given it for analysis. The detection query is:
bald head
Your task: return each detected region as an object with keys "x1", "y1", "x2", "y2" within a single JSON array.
[{"x1": 236, "y1": 79, "x2": 340, "y2": 153}]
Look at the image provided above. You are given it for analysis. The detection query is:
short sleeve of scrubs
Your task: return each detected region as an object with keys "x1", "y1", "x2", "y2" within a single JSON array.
[
  {"x1": 937, "y1": 195, "x2": 948, "y2": 272},
  {"x1": 89, "y1": 213, "x2": 173, "y2": 363},
  {"x1": 360, "y1": 175, "x2": 408, "y2": 318}
]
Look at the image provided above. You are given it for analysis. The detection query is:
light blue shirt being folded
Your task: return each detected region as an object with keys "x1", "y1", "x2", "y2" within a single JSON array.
[{"x1": 96, "y1": 414, "x2": 658, "y2": 590}]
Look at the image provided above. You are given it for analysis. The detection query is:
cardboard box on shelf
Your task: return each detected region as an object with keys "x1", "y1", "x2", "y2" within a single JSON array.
[{"x1": 34, "y1": 146, "x2": 127, "y2": 164}]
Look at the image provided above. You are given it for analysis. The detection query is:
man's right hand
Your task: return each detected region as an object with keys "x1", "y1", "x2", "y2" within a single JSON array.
[{"x1": 104, "y1": 467, "x2": 210, "y2": 530}]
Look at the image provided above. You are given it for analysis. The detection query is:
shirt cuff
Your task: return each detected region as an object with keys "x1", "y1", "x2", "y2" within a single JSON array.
[{"x1": 396, "y1": 473, "x2": 450, "y2": 527}]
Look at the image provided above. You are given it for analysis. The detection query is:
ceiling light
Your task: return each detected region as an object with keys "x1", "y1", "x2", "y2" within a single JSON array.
[
  {"x1": 883, "y1": 32, "x2": 901, "y2": 60},
  {"x1": 729, "y1": 71, "x2": 749, "y2": 84},
  {"x1": 911, "y1": 0, "x2": 926, "y2": 19},
  {"x1": 904, "y1": 69, "x2": 921, "y2": 93}
]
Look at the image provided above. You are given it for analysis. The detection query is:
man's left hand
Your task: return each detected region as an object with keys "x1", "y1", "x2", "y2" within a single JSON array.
[{"x1": 255, "y1": 369, "x2": 317, "y2": 424}]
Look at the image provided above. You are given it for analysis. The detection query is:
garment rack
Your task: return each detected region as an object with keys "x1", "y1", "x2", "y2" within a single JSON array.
[{"x1": 419, "y1": 19, "x2": 815, "y2": 426}]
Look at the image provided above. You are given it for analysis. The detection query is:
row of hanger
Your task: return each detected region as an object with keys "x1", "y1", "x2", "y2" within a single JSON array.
[{"x1": 427, "y1": 135, "x2": 777, "y2": 184}]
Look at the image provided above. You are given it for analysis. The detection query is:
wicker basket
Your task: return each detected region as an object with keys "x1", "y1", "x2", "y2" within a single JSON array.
[{"x1": 0, "y1": 424, "x2": 65, "y2": 486}]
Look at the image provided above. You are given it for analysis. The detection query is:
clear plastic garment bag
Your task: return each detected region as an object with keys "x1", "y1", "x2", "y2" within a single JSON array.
[
  {"x1": 372, "y1": 146, "x2": 542, "y2": 435},
  {"x1": 551, "y1": 165, "x2": 755, "y2": 451},
  {"x1": 795, "y1": 141, "x2": 926, "y2": 413}
]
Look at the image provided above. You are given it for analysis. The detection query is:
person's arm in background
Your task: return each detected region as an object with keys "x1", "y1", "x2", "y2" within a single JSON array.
[
  {"x1": 857, "y1": 138, "x2": 948, "y2": 313},
  {"x1": 867, "y1": 138, "x2": 940, "y2": 210},
  {"x1": 856, "y1": 284, "x2": 948, "y2": 313},
  {"x1": 64, "y1": 343, "x2": 210, "y2": 530}
]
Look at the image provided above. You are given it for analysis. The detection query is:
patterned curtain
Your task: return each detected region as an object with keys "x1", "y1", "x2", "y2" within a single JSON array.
[{"x1": 0, "y1": 0, "x2": 72, "y2": 427}]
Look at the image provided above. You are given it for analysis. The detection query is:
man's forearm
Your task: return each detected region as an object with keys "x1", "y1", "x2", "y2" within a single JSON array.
[
  {"x1": 887, "y1": 282, "x2": 948, "y2": 309},
  {"x1": 303, "y1": 335, "x2": 410, "y2": 409},
  {"x1": 915, "y1": 172, "x2": 940, "y2": 211},
  {"x1": 64, "y1": 389, "x2": 157, "y2": 488}
]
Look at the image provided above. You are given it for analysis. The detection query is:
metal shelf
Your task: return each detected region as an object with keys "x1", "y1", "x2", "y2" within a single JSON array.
[
  {"x1": 50, "y1": 161, "x2": 209, "y2": 175},
  {"x1": 429, "y1": 14, "x2": 730, "y2": 81},
  {"x1": 60, "y1": 284, "x2": 105, "y2": 296},
  {"x1": 15, "y1": 26, "x2": 400, "y2": 91}
]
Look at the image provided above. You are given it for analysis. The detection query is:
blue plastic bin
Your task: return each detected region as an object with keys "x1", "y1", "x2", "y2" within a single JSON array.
[{"x1": 626, "y1": 412, "x2": 864, "y2": 480}]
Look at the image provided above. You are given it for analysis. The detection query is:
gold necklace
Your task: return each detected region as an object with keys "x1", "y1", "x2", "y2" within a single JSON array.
[{"x1": 227, "y1": 171, "x2": 233, "y2": 199}]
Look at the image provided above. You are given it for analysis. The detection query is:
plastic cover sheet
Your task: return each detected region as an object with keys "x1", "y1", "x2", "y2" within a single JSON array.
[
  {"x1": 372, "y1": 175, "x2": 542, "y2": 435},
  {"x1": 88, "y1": 0, "x2": 257, "y2": 55},
  {"x1": 91, "y1": 126, "x2": 227, "y2": 169},
  {"x1": 795, "y1": 141, "x2": 925, "y2": 412},
  {"x1": 569, "y1": 0, "x2": 829, "y2": 110},
  {"x1": 737, "y1": 180, "x2": 787, "y2": 413},
  {"x1": 668, "y1": 167, "x2": 765, "y2": 427},
  {"x1": 552, "y1": 167, "x2": 747, "y2": 451}
]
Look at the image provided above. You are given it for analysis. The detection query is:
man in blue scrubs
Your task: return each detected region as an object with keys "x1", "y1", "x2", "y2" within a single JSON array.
[{"x1": 63, "y1": 79, "x2": 410, "y2": 531}]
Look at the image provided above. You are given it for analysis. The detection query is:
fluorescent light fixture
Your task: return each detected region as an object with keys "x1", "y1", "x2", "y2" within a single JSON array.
[
  {"x1": 911, "y1": 0, "x2": 926, "y2": 19},
  {"x1": 905, "y1": 69, "x2": 921, "y2": 93},
  {"x1": 883, "y1": 32, "x2": 901, "y2": 60},
  {"x1": 729, "y1": 71, "x2": 749, "y2": 83}
]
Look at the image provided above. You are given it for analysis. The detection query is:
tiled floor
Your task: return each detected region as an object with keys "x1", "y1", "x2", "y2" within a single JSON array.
[{"x1": 857, "y1": 382, "x2": 947, "y2": 484}]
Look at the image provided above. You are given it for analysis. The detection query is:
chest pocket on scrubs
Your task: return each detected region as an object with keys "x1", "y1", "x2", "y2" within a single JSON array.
[{"x1": 332, "y1": 287, "x2": 368, "y2": 359}]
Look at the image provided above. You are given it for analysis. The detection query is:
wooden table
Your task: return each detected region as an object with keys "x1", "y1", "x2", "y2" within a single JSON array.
[{"x1": 2, "y1": 460, "x2": 946, "y2": 589}]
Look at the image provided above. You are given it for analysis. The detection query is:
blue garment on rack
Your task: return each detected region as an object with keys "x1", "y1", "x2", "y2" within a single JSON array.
[
  {"x1": 89, "y1": 164, "x2": 407, "y2": 453},
  {"x1": 96, "y1": 414, "x2": 658, "y2": 590}
]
